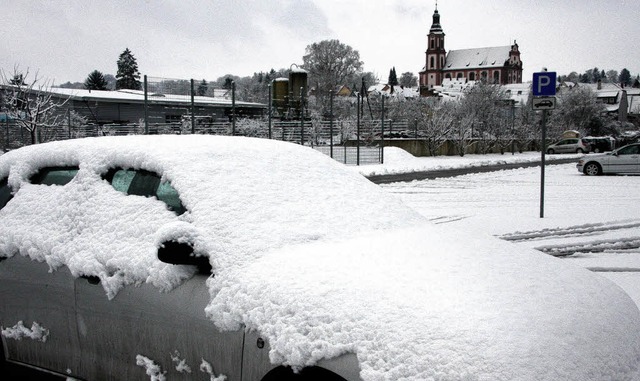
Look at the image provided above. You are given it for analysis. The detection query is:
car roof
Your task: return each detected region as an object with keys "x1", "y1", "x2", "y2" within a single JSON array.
[{"x1": 1, "y1": 135, "x2": 639, "y2": 380}]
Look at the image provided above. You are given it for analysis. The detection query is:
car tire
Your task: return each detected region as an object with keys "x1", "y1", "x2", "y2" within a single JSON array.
[
  {"x1": 547, "y1": 149, "x2": 555, "y2": 154},
  {"x1": 576, "y1": 148, "x2": 584, "y2": 154},
  {"x1": 583, "y1": 162, "x2": 602, "y2": 176},
  {"x1": 261, "y1": 366, "x2": 347, "y2": 381}
]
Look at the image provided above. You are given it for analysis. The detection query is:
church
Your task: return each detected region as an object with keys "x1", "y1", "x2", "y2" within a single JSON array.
[{"x1": 418, "y1": 5, "x2": 523, "y2": 95}]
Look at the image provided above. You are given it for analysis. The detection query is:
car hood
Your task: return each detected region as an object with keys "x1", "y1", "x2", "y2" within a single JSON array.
[{"x1": 207, "y1": 224, "x2": 640, "y2": 381}]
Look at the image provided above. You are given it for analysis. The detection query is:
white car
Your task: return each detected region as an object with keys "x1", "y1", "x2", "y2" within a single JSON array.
[
  {"x1": 577, "y1": 143, "x2": 640, "y2": 175},
  {"x1": 1, "y1": 135, "x2": 640, "y2": 381},
  {"x1": 546, "y1": 138, "x2": 591, "y2": 154}
]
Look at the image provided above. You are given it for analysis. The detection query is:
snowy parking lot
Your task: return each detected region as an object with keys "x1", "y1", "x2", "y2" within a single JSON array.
[{"x1": 359, "y1": 149, "x2": 640, "y2": 307}]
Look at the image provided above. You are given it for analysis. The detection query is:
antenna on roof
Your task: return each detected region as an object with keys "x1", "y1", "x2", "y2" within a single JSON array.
[{"x1": 435, "y1": 0, "x2": 438, "y2": 10}]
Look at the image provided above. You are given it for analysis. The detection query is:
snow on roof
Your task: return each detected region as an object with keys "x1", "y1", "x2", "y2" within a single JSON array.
[
  {"x1": 445, "y1": 46, "x2": 512, "y2": 71},
  {"x1": 45, "y1": 86, "x2": 264, "y2": 108},
  {"x1": 1, "y1": 135, "x2": 640, "y2": 380}
]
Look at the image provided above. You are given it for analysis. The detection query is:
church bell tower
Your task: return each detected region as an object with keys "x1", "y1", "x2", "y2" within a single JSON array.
[{"x1": 420, "y1": 3, "x2": 447, "y2": 91}]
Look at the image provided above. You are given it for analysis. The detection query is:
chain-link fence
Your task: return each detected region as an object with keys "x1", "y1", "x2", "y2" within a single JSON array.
[{"x1": 0, "y1": 117, "x2": 395, "y2": 165}]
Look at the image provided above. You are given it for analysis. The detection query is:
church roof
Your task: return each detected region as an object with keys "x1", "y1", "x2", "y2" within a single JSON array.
[{"x1": 444, "y1": 46, "x2": 512, "y2": 71}]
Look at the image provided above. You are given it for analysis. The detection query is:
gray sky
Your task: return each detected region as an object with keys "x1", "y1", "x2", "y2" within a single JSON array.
[{"x1": 2, "y1": 0, "x2": 639, "y2": 85}]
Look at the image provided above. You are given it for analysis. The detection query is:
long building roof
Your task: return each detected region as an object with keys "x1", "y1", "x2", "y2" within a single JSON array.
[{"x1": 7, "y1": 86, "x2": 265, "y2": 109}]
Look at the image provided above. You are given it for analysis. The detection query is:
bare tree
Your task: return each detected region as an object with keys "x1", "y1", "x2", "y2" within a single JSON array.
[
  {"x1": 550, "y1": 86, "x2": 606, "y2": 137},
  {"x1": 302, "y1": 39, "x2": 363, "y2": 97},
  {"x1": 1, "y1": 68, "x2": 70, "y2": 144},
  {"x1": 456, "y1": 82, "x2": 509, "y2": 154}
]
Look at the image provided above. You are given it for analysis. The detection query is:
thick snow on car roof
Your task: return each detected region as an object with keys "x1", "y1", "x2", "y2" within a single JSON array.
[{"x1": 1, "y1": 135, "x2": 639, "y2": 380}]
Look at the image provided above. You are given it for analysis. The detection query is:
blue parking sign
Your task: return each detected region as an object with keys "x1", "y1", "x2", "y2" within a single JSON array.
[{"x1": 533, "y1": 72, "x2": 557, "y2": 96}]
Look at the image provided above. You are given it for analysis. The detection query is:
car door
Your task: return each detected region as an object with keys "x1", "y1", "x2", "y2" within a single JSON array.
[
  {"x1": 0, "y1": 171, "x2": 82, "y2": 376},
  {"x1": 608, "y1": 145, "x2": 640, "y2": 173},
  {"x1": 73, "y1": 167, "x2": 244, "y2": 380},
  {"x1": 74, "y1": 273, "x2": 244, "y2": 381},
  {"x1": 0, "y1": 256, "x2": 81, "y2": 376},
  {"x1": 561, "y1": 139, "x2": 577, "y2": 153}
]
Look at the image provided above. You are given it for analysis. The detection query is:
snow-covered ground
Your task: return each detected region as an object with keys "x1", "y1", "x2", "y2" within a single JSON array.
[{"x1": 359, "y1": 148, "x2": 640, "y2": 307}]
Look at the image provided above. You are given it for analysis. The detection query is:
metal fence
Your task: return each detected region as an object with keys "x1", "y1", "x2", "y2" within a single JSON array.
[{"x1": 0, "y1": 118, "x2": 398, "y2": 165}]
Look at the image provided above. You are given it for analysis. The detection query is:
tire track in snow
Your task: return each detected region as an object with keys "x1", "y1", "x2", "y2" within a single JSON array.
[
  {"x1": 499, "y1": 219, "x2": 640, "y2": 242},
  {"x1": 535, "y1": 237, "x2": 640, "y2": 257},
  {"x1": 498, "y1": 219, "x2": 640, "y2": 273}
]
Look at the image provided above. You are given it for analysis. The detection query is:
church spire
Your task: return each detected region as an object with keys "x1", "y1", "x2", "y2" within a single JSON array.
[{"x1": 430, "y1": 1, "x2": 443, "y2": 34}]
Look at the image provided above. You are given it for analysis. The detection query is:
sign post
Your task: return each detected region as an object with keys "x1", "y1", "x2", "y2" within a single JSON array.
[{"x1": 532, "y1": 71, "x2": 556, "y2": 218}]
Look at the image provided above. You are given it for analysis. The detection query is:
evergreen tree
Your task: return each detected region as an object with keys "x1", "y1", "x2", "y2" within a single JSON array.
[
  {"x1": 591, "y1": 67, "x2": 601, "y2": 83},
  {"x1": 388, "y1": 67, "x2": 399, "y2": 86},
  {"x1": 197, "y1": 79, "x2": 208, "y2": 96},
  {"x1": 116, "y1": 48, "x2": 141, "y2": 90},
  {"x1": 619, "y1": 68, "x2": 632, "y2": 86},
  {"x1": 388, "y1": 67, "x2": 399, "y2": 94},
  {"x1": 84, "y1": 70, "x2": 109, "y2": 90}
]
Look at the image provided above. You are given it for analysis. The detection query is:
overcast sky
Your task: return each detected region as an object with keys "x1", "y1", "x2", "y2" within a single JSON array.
[{"x1": 2, "y1": 0, "x2": 639, "y2": 85}]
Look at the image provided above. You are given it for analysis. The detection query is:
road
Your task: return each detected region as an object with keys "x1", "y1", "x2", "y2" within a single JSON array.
[{"x1": 366, "y1": 157, "x2": 578, "y2": 184}]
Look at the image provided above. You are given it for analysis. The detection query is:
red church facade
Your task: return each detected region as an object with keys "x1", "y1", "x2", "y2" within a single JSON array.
[{"x1": 419, "y1": 6, "x2": 523, "y2": 95}]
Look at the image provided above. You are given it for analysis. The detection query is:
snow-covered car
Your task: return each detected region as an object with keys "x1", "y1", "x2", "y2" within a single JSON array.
[
  {"x1": 546, "y1": 138, "x2": 591, "y2": 154},
  {"x1": 577, "y1": 142, "x2": 640, "y2": 175},
  {"x1": 1, "y1": 135, "x2": 640, "y2": 381}
]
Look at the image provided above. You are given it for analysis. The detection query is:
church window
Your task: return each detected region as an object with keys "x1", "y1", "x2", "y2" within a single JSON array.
[
  {"x1": 469, "y1": 72, "x2": 476, "y2": 81},
  {"x1": 493, "y1": 71, "x2": 500, "y2": 83},
  {"x1": 430, "y1": 56, "x2": 435, "y2": 69}
]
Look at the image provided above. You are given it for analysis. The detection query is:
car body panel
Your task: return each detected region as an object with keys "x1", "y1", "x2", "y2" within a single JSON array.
[
  {"x1": 242, "y1": 330, "x2": 363, "y2": 381},
  {"x1": 74, "y1": 274, "x2": 244, "y2": 381},
  {"x1": 0, "y1": 255, "x2": 80, "y2": 374}
]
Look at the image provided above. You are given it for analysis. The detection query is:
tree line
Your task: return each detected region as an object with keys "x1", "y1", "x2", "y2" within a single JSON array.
[{"x1": 3, "y1": 40, "x2": 638, "y2": 154}]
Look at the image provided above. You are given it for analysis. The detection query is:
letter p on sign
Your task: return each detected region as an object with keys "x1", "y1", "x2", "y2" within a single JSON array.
[{"x1": 533, "y1": 72, "x2": 557, "y2": 97}]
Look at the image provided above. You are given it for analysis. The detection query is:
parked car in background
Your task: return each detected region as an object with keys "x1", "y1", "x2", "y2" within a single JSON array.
[
  {"x1": 2, "y1": 136, "x2": 640, "y2": 381},
  {"x1": 546, "y1": 138, "x2": 591, "y2": 154},
  {"x1": 577, "y1": 142, "x2": 640, "y2": 175},
  {"x1": 583, "y1": 136, "x2": 615, "y2": 153}
]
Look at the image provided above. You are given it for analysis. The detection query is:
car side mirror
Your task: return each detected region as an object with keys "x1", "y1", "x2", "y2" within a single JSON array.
[{"x1": 158, "y1": 241, "x2": 212, "y2": 274}]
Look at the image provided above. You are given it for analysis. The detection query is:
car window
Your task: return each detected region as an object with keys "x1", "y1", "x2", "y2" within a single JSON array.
[
  {"x1": 29, "y1": 166, "x2": 79, "y2": 185},
  {"x1": 618, "y1": 145, "x2": 639, "y2": 155},
  {"x1": 0, "y1": 177, "x2": 13, "y2": 210},
  {"x1": 104, "y1": 168, "x2": 186, "y2": 215}
]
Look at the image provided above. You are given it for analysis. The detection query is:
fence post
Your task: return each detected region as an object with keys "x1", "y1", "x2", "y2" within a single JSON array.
[
  {"x1": 190, "y1": 79, "x2": 195, "y2": 134},
  {"x1": 381, "y1": 95, "x2": 385, "y2": 164},
  {"x1": 330, "y1": 90, "x2": 334, "y2": 158},
  {"x1": 5, "y1": 116, "x2": 8, "y2": 150},
  {"x1": 67, "y1": 108, "x2": 72, "y2": 139},
  {"x1": 231, "y1": 81, "x2": 236, "y2": 135},
  {"x1": 143, "y1": 75, "x2": 149, "y2": 134},
  {"x1": 268, "y1": 82, "x2": 272, "y2": 139},
  {"x1": 300, "y1": 87, "x2": 304, "y2": 145},
  {"x1": 357, "y1": 94, "x2": 361, "y2": 166}
]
